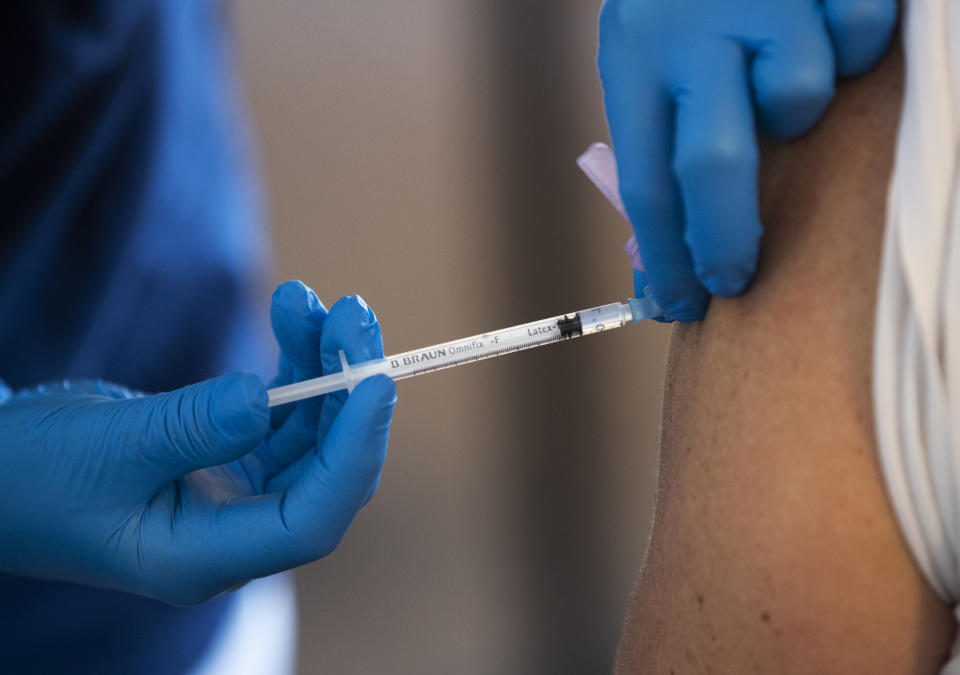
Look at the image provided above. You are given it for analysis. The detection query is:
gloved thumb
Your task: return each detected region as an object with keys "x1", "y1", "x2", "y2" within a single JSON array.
[{"x1": 121, "y1": 372, "x2": 270, "y2": 486}]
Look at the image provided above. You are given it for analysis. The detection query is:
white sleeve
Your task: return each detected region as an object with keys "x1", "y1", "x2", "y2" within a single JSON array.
[{"x1": 873, "y1": 0, "x2": 960, "y2": 670}]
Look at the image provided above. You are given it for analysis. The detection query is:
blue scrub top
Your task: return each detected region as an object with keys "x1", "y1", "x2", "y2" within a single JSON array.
[{"x1": 0, "y1": 1, "x2": 274, "y2": 672}]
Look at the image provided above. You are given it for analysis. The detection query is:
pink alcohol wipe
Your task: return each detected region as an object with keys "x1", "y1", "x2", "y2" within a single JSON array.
[
  {"x1": 577, "y1": 142, "x2": 644, "y2": 273},
  {"x1": 623, "y1": 236, "x2": 642, "y2": 272}
]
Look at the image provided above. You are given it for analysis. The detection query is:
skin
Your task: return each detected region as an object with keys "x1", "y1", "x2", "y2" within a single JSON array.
[{"x1": 615, "y1": 42, "x2": 957, "y2": 674}]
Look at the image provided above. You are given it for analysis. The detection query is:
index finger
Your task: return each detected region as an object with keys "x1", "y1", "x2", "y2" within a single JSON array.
[
  {"x1": 672, "y1": 42, "x2": 762, "y2": 297},
  {"x1": 600, "y1": 59, "x2": 709, "y2": 320}
]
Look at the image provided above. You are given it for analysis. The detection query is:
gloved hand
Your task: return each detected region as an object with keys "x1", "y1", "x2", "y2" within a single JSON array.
[
  {"x1": 598, "y1": 0, "x2": 897, "y2": 320},
  {"x1": 0, "y1": 280, "x2": 396, "y2": 605}
]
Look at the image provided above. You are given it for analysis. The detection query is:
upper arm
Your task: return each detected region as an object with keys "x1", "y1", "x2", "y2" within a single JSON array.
[{"x1": 615, "y1": 42, "x2": 956, "y2": 674}]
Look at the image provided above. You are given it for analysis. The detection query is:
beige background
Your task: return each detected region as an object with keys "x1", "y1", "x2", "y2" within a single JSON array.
[{"x1": 233, "y1": 2, "x2": 669, "y2": 672}]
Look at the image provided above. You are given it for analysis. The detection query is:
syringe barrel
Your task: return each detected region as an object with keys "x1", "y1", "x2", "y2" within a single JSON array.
[
  {"x1": 577, "y1": 302, "x2": 634, "y2": 334},
  {"x1": 380, "y1": 317, "x2": 562, "y2": 382},
  {"x1": 379, "y1": 301, "x2": 633, "y2": 383},
  {"x1": 267, "y1": 300, "x2": 640, "y2": 407}
]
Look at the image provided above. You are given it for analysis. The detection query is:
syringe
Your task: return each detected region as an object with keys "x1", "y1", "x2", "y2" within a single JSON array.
[{"x1": 267, "y1": 295, "x2": 661, "y2": 407}]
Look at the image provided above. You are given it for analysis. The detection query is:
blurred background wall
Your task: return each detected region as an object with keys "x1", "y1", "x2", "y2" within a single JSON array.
[{"x1": 232, "y1": 1, "x2": 670, "y2": 672}]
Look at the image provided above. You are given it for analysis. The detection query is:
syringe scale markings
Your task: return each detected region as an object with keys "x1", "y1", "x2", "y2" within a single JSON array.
[{"x1": 266, "y1": 297, "x2": 661, "y2": 407}]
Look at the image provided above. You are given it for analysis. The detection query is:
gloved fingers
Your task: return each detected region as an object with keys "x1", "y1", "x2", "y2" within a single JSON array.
[
  {"x1": 250, "y1": 280, "x2": 326, "y2": 487},
  {"x1": 260, "y1": 296, "x2": 385, "y2": 493},
  {"x1": 821, "y1": 0, "x2": 898, "y2": 76},
  {"x1": 672, "y1": 42, "x2": 762, "y2": 297},
  {"x1": 750, "y1": 4, "x2": 836, "y2": 139},
  {"x1": 632, "y1": 268, "x2": 651, "y2": 302},
  {"x1": 316, "y1": 295, "x2": 384, "y2": 439},
  {"x1": 264, "y1": 457, "x2": 383, "y2": 508},
  {"x1": 242, "y1": 410, "x2": 318, "y2": 493},
  {"x1": 190, "y1": 375, "x2": 396, "y2": 590},
  {"x1": 271, "y1": 281, "x2": 327, "y2": 373},
  {"x1": 361, "y1": 474, "x2": 382, "y2": 508},
  {"x1": 248, "y1": 281, "x2": 339, "y2": 488},
  {"x1": 601, "y1": 71, "x2": 709, "y2": 320},
  {"x1": 282, "y1": 374, "x2": 394, "y2": 552},
  {"x1": 122, "y1": 372, "x2": 269, "y2": 490},
  {"x1": 268, "y1": 280, "x2": 327, "y2": 431}
]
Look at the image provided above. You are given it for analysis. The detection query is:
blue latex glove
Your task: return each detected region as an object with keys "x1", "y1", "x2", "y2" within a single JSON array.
[
  {"x1": 599, "y1": 0, "x2": 897, "y2": 320},
  {"x1": 0, "y1": 280, "x2": 396, "y2": 605}
]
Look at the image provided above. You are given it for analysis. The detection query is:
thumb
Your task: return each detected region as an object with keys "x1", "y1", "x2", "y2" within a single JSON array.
[{"x1": 123, "y1": 372, "x2": 269, "y2": 486}]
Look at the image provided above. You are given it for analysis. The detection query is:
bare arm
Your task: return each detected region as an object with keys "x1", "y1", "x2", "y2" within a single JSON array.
[{"x1": 615, "y1": 43, "x2": 956, "y2": 674}]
